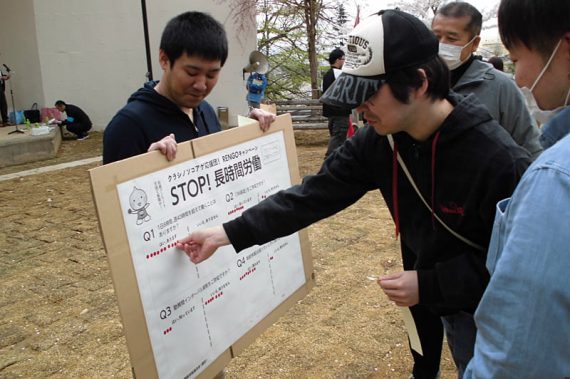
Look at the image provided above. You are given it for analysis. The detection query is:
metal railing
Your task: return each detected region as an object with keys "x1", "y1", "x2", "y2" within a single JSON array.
[{"x1": 273, "y1": 99, "x2": 327, "y2": 130}]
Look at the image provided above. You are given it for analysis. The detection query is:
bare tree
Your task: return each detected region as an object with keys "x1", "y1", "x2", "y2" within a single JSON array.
[
  {"x1": 221, "y1": 0, "x2": 343, "y2": 99},
  {"x1": 387, "y1": 0, "x2": 443, "y2": 21},
  {"x1": 388, "y1": 0, "x2": 497, "y2": 24}
]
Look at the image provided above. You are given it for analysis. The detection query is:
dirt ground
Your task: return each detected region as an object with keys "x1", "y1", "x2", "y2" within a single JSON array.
[{"x1": 0, "y1": 130, "x2": 455, "y2": 378}]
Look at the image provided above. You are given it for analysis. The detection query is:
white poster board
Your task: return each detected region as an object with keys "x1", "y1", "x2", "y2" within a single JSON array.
[{"x1": 90, "y1": 115, "x2": 314, "y2": 379}]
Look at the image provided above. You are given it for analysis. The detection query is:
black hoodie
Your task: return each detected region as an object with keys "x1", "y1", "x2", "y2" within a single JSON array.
[
  {"x1": 224, "y1": 92, "x2": 531, "y2": 315},
  {"x1": 103, "y1": 81, "x2": 221, "y2": 164}
]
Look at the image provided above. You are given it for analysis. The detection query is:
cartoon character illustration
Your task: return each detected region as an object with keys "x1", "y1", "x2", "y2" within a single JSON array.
[{"x1": 128, "y1": 187, "x2": 151, "y2": 225}]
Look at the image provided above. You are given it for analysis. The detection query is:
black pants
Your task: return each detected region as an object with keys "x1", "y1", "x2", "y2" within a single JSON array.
[
  {"x1": 409, "y1": 304, "x2": 444, "y2": 378},
  {"x1": 0, "y1": 89, "x2": 8, "y2": 123},
  {"x1": 402, "y1": 243, "x2": 443, "y2": 379},
  {"x1": 325, "y1": 115, "x2": 349, "y2": 157},
  {"x1": 65, "y1": 122, "x2": 91, "y2": 137}
]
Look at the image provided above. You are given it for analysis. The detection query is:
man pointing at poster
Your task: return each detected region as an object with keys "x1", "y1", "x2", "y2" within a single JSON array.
[{"x1": 177, "y1": 9, "x2": 530, "y2": 378}]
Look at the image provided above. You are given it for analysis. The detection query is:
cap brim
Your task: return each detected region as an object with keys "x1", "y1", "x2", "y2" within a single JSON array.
[{"x1": 320, "y1": 73, "x2": 384, "y2": 109}]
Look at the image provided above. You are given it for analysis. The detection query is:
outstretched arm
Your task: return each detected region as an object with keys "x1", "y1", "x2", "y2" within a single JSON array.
[{"x1": 176, "y1": 225, "x2": 230, "y2": 264}]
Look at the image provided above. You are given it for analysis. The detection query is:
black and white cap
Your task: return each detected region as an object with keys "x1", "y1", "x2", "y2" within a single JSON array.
[{"x1": 320, "y1": 9, "x2": 439, "y2": 109}]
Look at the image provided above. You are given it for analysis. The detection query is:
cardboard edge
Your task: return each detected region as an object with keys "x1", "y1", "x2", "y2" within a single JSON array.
[
  {"x1": 196, "y1": 349, "x2": 232, "y2": 379},
  {"x1": 191, "y1": 114, "x2": 293, "y2": 157},
  {"x1": 89, "y1": 115, "x2": 313, "y2": 377},
  {"x1": 88, "y1": 140, "x2": 196, "y2": 379},
  {"x1": 89, "y1": 168, "x2": 158, "y2": 379}
]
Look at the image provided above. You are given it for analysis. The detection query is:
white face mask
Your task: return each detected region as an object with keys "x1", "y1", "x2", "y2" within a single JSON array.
[
  {"x1": 438, "y1": 36, "x2": 477, "y2": 70},
  {"x1": 520, "y1": 39, "x2": 570, "y2": 125}
]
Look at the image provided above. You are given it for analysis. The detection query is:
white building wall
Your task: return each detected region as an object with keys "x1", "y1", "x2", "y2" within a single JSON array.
[
  {"x1": 0, "y1": 0, "x2": 44, "y2": 113},
  {"x1": 0, "y1": 0, "x2": 256, "y2": 130}
]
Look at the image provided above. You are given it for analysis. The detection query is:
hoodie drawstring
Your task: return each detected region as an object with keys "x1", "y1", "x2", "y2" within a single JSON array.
[
  {"x1": 391, "y1": 130, "x2": 442, "y2": 237},
  {"x1": 392, "y1": 142, "x2": 400, "y2": 238},
  {"x1": 431, "y1": 131, "x2": 441, "y2": 229}
]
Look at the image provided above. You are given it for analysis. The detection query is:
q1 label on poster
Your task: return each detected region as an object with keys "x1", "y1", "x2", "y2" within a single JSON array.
[{"x1": 116, "y1": 131, "x2": 305, "y2": 378}]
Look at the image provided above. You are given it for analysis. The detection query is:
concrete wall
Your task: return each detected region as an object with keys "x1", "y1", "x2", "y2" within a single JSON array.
[
  {"x1": 0, "y1": 0, "x2": 256, "y2": 130},
  {"x1": 0, "y1": 0, "x2": 44, "y2": 113}
]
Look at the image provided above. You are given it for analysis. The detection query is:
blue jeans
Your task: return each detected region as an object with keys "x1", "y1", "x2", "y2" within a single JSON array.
[{"x1": 441, "y1": 311, "x2": 477, "y2": 379}]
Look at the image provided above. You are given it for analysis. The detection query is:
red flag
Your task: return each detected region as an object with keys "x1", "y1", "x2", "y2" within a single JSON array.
[{"x1": 354, "y1": 4, "x2": 361, "y2": 27}]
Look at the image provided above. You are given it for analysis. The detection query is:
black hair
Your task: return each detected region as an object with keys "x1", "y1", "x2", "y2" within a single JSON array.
[
  {"x1": 55, "y1": 100, "x2": 66, "y2": 106},
  {"x1": 499, "y1": 0, "x2": 570, "y2": 60},
  {"x1": 437, "y1": 2, "x2": 482, "y2": 39},
  {"x1": 160, "y1": 11, "x2": 228, "y2": 67},
  {"x1": 328, "y1": 48, "x2": 345, "y2": 65},
  {"x1": 487, "y1": 56, "x2": 504, "y2": 71},
  {"x1": 386, "y1": 56, "x2": 450, "y2": 104}
]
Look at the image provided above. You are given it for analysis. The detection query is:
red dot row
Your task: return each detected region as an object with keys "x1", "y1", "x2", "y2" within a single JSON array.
[
  {"x1": 205, "y1": 291, "x2": 224, "y2": 305},
  {"x1": 228, "y1": 205, "x2": 245, "y2": 216},
  {"x1": 240, "y1": 267, "x2": 257, "y2": 280},
  {"x1": 146, "y1": 243, "x2": 177, "y2": 259},
  {"x1": 163, "y1": 327, "x2": 173, "y2": 335}
]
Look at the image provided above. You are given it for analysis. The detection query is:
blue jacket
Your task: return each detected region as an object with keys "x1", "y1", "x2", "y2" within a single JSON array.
[
  {"x1": 539, "y1": 106, "x2": 570, "y2": 149},
  {"x1": 103, "y1": 81, "x2": 221, "y2": 164},
  {"x1": 465, "y1": 107, "x2": 570, "y2": 378},
  {"x1": 246, "y1": 73, "x2": 267, "y2": 104}
]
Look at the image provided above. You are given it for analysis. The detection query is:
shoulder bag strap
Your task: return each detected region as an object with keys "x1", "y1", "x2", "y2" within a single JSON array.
[{"x1": 387, "y1": 134, "x2": 485, "y2": 252}]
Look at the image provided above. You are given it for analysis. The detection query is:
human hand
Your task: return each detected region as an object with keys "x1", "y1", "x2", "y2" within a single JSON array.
[
  {"x1": 378, "y1": 271, "x2": 419, "y2": 307},
  {"x1": 176, "y1": 225, "x2": 230, "y2": 264},
  {"x1": 248, "y1": 108, "x2": 276, "y2": 132},
  {"x1": 148, "y1": 133, "x2": 177, "y2": 161}
]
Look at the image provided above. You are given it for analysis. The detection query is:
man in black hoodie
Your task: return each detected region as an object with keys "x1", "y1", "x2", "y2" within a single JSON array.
[
  {"x1": 176, "y1": 10, "x2": 531, "y2": 379},
  {"x1": 103, "y1": 11, "x2": 275, "y2": 164}
]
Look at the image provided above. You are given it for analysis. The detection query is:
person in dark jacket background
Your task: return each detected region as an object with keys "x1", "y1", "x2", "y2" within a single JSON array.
[
  {"x1": 322, "y1": 48, "x2": 352, "y2": 157},
  {"x1": 54, "y1": 100, "x2": 92, "y2": 140},
  {"x1": 176, "y1": 10, "x2": 531, "y2": 379},
  {"x1": 1, "y1": 66, "x2": 10, "y2": 126},
  {"x1": 103, "y1": 11, "x2": 275, "y2": 165}
]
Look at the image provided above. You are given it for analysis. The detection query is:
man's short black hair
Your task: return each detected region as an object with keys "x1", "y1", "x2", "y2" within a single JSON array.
[
  {"x1": 387, "y1": 56, "x2": 450, "y2": 104},
  {"x1": 55, "y1": 100, "x2": 66, "y2": 106},
  {"x1": 436, "y1": 2, "x2": 482, "y2": 39},
  {"x1": 487, "y1": 56, "x2": 504, "y2": 71},
  {"x1": 499, "y1": 0, "x2": 570, "y2": 60},
  {"x1": 328, "y1": 48, "x2": 344, "y2": 65},
  {"x1": 160, "y1": 11, "x2": 228, "y2": 67}
]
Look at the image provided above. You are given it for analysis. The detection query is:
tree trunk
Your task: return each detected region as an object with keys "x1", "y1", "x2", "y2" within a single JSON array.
[{"x1": 304, "y1": 0, "x2": 320, "y2": 99}]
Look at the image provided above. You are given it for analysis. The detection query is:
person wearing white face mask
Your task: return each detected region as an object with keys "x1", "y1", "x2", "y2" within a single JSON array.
[
  {"x1": 519, "y1": 38, "x2": 570, "y2": 148},
  {"x1": 464, "y1": 0, "x2": 570, "y2": 378},
  {"x1": 432, "y1": 2, "x2": 543, "y2": 159}
]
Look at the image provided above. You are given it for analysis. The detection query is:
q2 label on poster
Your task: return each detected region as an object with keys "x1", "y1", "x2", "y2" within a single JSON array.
[{"x1": 116, "y1": 131, "x2": 305, "y2": 378}]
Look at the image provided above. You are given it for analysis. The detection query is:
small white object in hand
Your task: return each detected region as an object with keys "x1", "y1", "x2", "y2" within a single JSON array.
[{"x1": 367, "y1": 275, "x2": 380, "y2": 281}]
